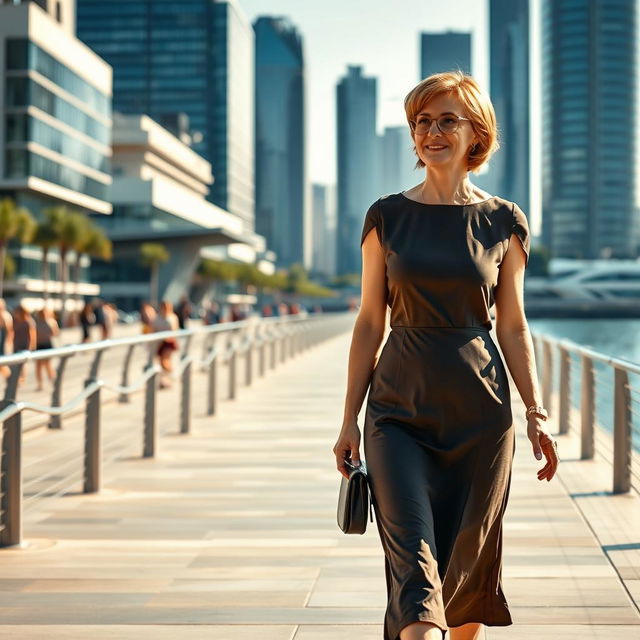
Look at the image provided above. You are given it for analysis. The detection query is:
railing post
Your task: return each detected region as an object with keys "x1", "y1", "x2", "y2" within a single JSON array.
[
  {"x1": 119, "y1": 344, "x2": 136, "y2": 403},
  {"x1": 228, "y1": 332, "x2": 237, "y2": 400},
  {"x1": 258, "y1": 328, "x2": 266, "y2": 377},
  {"x1": 245, "y1": 329, "x2": 253, "y2": 386},
  {"x1": 0, "y1": 410, "x2": 22, "y2": 548},
  {"x1": 84, "y1": 350, "x2": 104, "y2": 493},
  {"x1": 270, "y1": 328, "x2": 276, "y2": 369},
  {"x1": 179, "y1": 336, "x2": 192, "y2": 435},
  {"x1": 542, "y1": 340, "x2": 553, "y2": 415},
  {"x1": 580, "y1": 354, "x2": 595, "y2": 460},
  {"x1": 207, "y1": 338, "x2": 218, "y2": 416},
  {"x1": 143, "y1": 345, "x2": 157, "y2": 458},
  {"x1": 558, "y1": 346, "x2": 571, "y2": 435},
  {"x1": 613, "y1": 367, "x2": 631, "y2": 493},
  {"x1": 281, "y1": 325, "x2": 288, "y2": 363},
  {"x1": 49, "y1": 354, "x2": 71, "y2": 429}
]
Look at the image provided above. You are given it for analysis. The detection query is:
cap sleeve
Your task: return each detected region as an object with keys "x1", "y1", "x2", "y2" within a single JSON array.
[
  {"x1": 360, "y1": 199, "x2": 382, "y2": 247},
  {"x1": 511, "y1": 202, "x2": 530, "y2": 267}
]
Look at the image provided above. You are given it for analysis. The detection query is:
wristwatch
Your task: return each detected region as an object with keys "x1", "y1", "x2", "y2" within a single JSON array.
[{"x1": 525, "y1": 405, "x2": 548, "y2": 421}]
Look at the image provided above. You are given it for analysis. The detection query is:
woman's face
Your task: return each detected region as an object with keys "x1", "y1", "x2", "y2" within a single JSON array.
[{"x1": 411, "y1": 92, "x2": 477, "y2": 172}]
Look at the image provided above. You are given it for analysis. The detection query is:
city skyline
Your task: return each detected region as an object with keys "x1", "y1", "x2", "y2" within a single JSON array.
[{"x1": 242, "y1": 0, "x2": 488, "y2": 187}]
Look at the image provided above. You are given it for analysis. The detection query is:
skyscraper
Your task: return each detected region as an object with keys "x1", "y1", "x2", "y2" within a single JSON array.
[
  {"x1": 489, "y1": 0, "x2": 530, "y2": 213},
  {"x1": 336, "y1": 65, "x2": 377, "y2": 276},
  {"x1": 379, "y1": 126, "x2": 419, "y2": 195},
  {"x1": 420, "y1": 31, "x2": 471, "y2": 80},
  {"x1": 77, "y1": 0, "x2": 255, "y2": 227},
  {"x1": 254, "y1": 16, "x2": 306, "y2": 269},
  {"x1": 541, "y1": 0, "x2": 637, "y2": 259}
]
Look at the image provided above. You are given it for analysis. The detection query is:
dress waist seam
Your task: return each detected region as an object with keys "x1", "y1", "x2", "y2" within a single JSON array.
[{"x1": 391, "y1": 325, "x2": 491, "y2": 332}]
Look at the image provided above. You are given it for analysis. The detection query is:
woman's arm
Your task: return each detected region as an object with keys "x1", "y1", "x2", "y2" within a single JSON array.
[
  {"x1": 333, "y1": 224, "x2": 387, "y2": 478},
  {"x1": 494, "y1": 233, "x2": 559, "y2": 481}
]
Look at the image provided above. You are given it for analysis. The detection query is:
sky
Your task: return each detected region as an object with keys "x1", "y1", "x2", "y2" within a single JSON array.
[{"x1": 241, "y1": 0, "x2": 488, "y2": 187}]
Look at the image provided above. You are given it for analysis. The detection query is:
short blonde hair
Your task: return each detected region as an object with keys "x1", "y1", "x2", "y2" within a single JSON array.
[{"x1": 404, "y1": 70, "x2": 500, "y2": 174}]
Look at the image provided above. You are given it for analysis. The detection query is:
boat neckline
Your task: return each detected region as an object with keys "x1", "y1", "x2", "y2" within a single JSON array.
[{"x1": 399, "y1": 191, "x2": 498, "y2": 207}]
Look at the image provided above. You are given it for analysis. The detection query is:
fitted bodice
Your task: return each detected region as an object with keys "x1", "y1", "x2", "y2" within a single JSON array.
[{"x1": 360, "y1": 192, "x2": 530, "y2": 331}]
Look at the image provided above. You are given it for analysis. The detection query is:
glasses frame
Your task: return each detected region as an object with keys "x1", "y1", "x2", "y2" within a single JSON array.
[{"x1": 410, "y1": 114, "x2": 472, "y2": 136}]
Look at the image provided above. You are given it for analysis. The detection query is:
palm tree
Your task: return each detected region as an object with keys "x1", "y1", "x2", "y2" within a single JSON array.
[
  {"x1": 140, "y1": 243, "x2": 169, "y2": 306},
  {"x1": 72, "y1": 222, "x2": 112, "y2": 306},
  {"x1": 0, "y1": 197, "x2": 36, "y2": 297},
  {"x1": 32, "y1": 214, "x2": 60, "y2": 302}
]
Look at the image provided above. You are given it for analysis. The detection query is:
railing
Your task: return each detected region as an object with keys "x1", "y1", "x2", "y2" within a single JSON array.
[
  {"x1": 0, "y1": 312, "x2": 355, "y2": 548},
  {"x1": 531, "y1": 330, "x2": 640, "y2": 495}
]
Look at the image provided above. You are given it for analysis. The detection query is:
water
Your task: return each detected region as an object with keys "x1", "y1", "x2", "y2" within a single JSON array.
[{"x1": 527, "y1": 318, "x2": 640, "y2": 455}]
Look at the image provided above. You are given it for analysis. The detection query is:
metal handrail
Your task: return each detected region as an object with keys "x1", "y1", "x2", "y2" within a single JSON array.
[
  {"x1": 0, "y1": 311, "x2": 356, "y2": 548},
  {"x1": 531, "y1": 330, "x2": 639, "y2": 495}
]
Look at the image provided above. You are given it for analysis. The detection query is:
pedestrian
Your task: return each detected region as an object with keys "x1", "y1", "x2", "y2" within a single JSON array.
[
  {"x1": 152, "y1": 300, "x2": 179, "y2": 389},
  {"x1": 140, "y1": 301, "x2": 156, "y2": 334},
  {"x1": 0, "y1": 298, "x2": 14, "y2": 379},
  {"x1": 202, "y1": 300, "x2": 221, "y2": 325},
  {"x1": 80, "y1": 302, "x2": 95, "y2": 343},
  {"x1": 11, "y1": 304, "x2": 36, "y2": 384},
  {"x1": 34, "y1": 306, "x2": 59, "y2": 391},
  {"x1": 332, "y1": 71, "x2": 559, "y2": 640},
  {"x1": 175, "y1": 294, "x2": 192, "y2": 330}
]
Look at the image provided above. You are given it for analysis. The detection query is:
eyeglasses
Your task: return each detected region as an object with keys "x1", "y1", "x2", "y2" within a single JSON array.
[{"x1": 410, "y1": 114, "x2": 472, "y2": 136}]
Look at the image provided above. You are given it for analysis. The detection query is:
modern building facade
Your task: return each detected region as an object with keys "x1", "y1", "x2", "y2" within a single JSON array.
[
  {"x1": 379, "y1": 125, "x2": 419, "y2": 196},
  {"x1": 420, "y1": 31, "x2": 471, "y2": 79},
  {"x1": 541, "y1": 0, "x2": 637, "y2": 259},
  {"x1": 253, "y1": 16, "x2": 306, "y2": 269},
  {"x1": 311, "y1": 183, "x2": 336, "y2": 279},
  {"x1": 90, "y1": 113, "x2": 266, "y2": 311},
  {"x1": 336, "y1": 65, "x2": 378, "y2": 276},
  {"x1": 76, "y1": 0, "x2": 255, "y2": 228},
  {"x1": 489, "y1": 0, "x2": 530, "y2": 214},
  {"x1": 0, "y1": 0, "x2": 111, "y2": 308}
]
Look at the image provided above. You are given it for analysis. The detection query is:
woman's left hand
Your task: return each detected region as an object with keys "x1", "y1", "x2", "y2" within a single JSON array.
[{"x1": 527, "y1": 417, "x2": 560, "y2": 482}]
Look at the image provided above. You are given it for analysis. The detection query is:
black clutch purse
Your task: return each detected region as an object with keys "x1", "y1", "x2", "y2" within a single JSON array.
[{"x1": 337, "y1": 459, "x2": 374, "y2": 534}]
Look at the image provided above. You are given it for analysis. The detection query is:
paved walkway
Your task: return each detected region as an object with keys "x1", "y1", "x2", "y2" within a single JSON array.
[{"x1": 1, "y1": 325, "x2": 639, "y2": 639}]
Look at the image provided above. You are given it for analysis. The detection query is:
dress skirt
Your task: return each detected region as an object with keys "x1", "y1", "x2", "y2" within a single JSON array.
[{"x1": 363, "y1": 325, "x2": 515, "y2": 640}]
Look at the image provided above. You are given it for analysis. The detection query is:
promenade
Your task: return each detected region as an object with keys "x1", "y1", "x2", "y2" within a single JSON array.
[{"x1": 0, "y1": 321, "x2": 639, "y2": 639}]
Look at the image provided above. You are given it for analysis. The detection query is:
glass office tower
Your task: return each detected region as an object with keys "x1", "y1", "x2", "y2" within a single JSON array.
[
  {"x1": 541, "y1": 0, "x2": 637, "y2": 259},
  {"x1": 489, "y1": 0, "x2": 530, "y2": 214},
  {"x1": 253, "y1": 16, "x2": 305, "y2": 269},
  {"x1": 77, "y1": 0, "x2": 255, "y2": 228},
  {"x1": 420, "y1": 31, "x2": 471, "y2": 79},
  {"x1": 336, "y1": 65, "x2": 378, "y2": 276}
]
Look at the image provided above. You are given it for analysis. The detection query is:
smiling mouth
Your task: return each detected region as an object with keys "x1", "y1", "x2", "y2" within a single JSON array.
[{"x1": 425, "y1": 146, "x2": 447, "y2": 151}]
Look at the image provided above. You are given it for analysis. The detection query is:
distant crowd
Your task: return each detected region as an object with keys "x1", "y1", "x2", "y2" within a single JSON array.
[{"x1": 0, "y1": 294, "x2": 312, "y2": 391}]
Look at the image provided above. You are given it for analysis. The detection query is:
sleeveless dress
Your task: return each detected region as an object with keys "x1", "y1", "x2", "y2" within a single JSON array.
[{"x1": 360, "y1": 192, "x2": 530, "y2": 640}]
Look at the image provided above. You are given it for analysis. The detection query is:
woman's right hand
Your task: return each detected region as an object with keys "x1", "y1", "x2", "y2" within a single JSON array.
[{"x1": 332, "y1": 423, "x2": 362, "y2": 479}]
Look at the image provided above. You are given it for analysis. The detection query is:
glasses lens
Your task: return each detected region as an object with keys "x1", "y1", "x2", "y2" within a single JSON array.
[
  {"x1": 413, "y1": 116, "x2": 459, "y2": 135},
  {"x1": 438, "y1": 116, "x2": 459, "y2": 134}
]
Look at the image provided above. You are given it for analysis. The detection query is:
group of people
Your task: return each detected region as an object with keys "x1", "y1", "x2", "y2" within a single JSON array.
[{"x1": 0, "y1": 299, "x2": 60, "y2": 389}]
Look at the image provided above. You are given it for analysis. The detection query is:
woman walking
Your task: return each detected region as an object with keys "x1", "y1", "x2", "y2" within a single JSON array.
[
  {"x1": 332, "y1": 71, "x2": 559, "y2": 640},
  {"x1": 34, "y1": 306, "x2": 59, "y2": 391},
  {"x1": 152, "y1": 300, "x2": 179, "y2": 389}
]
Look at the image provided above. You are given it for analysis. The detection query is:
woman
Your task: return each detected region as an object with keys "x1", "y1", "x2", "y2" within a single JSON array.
[
  {"x1": 34, "y1": 306, "x2": 59, "y2": 391},
  {"x1": 332, "y1": 71, "x2": 559, "y2": 640},
  {"x1": 0, "y1": 298, "x2": 14, "y2": 379},
  {"x1": 80, "y1": 302, "x2": 95, "y2": 343},
  {"x1": 152, "y1": 300, "x2": 180, "y2": 389},
  {"x1": 12, "y1": 304, "x2": 36, "y2": 384}
]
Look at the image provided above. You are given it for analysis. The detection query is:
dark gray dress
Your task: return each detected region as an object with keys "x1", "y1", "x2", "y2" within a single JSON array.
[{"x1": 360, "y1": 192, "x2": 530, "y2": 640}]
